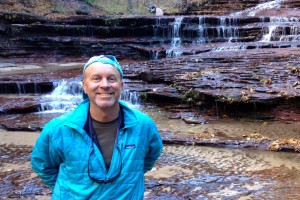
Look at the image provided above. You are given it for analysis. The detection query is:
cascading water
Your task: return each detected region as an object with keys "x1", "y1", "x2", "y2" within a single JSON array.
[
  {"x1": 280, "y1": 26, "x2": 300, "y2": 42},
  {"x1": 153, "y1": 18, "x2": 161, "y2": 38},
  {"x1": 166, "y1": 17, "x2": 184, "y2": 58},
  {"x1": 150, "y1": 50, "x2": 159, "y2": 60},
  {"x1": 151, "y1": 18, "x2": 169, "y2": 59},
  {"x1": 160, "y1": 15, "x2": 245, "y2": 54},
  {"x1": 260, "y1": 17, "x2": 300, "y2": 42},
  {"x1": 218, "y1": 17, "x2": 240, "y2": 42},
  {"x1": 165, "y1": 16, "x2": 241, "y2": 56},
  {"x1": 212, "y1": 17, "x2": 246, "y2": 51},
  {"x1": 231, "y1": 0, "x2": 282, "y2": 17},
  {"x1": 272, "y1": 17, "x2": 300, "y2": 42},
  {"x1": 261, "y1": 25, "x2": 277, "y2": 42},
  {"x1": 39, "y1": 79, "x2": 141, "y2": 113},
  {"x1": 212, "y1": 2, "x2": 299, "y2": 51},
  {"x1": 16, "y1": 83, "x2": 26, "y2": 94},
  {"x1": 39, "y1": 79, "x2": 82, "y2": 113},
  {"x1": 196, "y1": 16, "x2": 206, "y2": 44},
  {"x1": 121, "y1": 90, "x2": 141, "y2": 106},
  {"x1": 158, "y1": 13, "x2": 299, "y2": 54}
]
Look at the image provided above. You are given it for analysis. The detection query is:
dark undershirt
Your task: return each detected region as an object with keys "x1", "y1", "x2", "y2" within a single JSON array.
[{"x1": 92, "y1": 117, "x2": 118, "y2": 170}]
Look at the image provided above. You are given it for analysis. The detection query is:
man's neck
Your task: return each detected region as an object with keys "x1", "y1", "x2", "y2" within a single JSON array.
[{"x1": 89, "y1": 105, "x2": 120, "y2": 123}]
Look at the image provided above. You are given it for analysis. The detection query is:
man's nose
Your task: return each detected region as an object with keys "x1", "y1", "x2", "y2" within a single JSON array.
[{"x1": 99, "y1": 79, "x2": 110, "y2": 87}]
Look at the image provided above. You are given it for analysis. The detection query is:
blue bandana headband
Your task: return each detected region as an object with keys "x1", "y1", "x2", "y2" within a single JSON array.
[
  {"x1": 82, "y1": 55, "x2": 123, "y2": 100},
  {"x1": 83, "y1": 55, "x2": 123, "y2": 78}
]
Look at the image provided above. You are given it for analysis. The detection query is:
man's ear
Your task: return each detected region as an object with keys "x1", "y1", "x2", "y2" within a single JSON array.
[{"x1": 82, "y1": 80, "x2": 87, "y2": 93}]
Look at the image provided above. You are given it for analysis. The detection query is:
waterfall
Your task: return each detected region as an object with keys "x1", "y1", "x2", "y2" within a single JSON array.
[
  {"x1": 231, "y1": 0, "x2": 282, "y2": 17},
  {"x1": 248, "y1": 0, "x2": 282, "y2": 16},
  {"x1": 211, "y1": 17, "x2": 245, "y2": 51},
  {"x1": 16, "y1": 83, "x2": 26, "y2": 94},
  {"x1": 39, "y1": 79, "x2": 141, "y2": 113},
  {"x1": 260, "y1": 19, "x2": 300, "y2": 42},
  {"x1": 196, "y1": 16, "x2": 206, "y2": 44},
  {"x1": 39, "y1": 80, "x2": 82, "y2": 113},
  {"x1": 269, "y1": 17, "x2": 300, "y2": 42},
  {"x1": 150, "y1": 18, "x2": 164, "y2": 60},
  {"x1": 121, "y1": 90, "x2": 141, "y2": 106},
  {"x1": 260, "y1": 25, "x2": 277, "y2": 42},
  {"x1": 280, "y1": 26, "x2": 300, "y2": 42},
  {"x1": 146, "y1": 1, "x2": 298, "y2": 57},
  {"x1": 153, "y1": 18, "x2": 161, "y2": 37},
  {"x1": 166, "y1": 17, "x2": 184, "y2": 58},
  {"x1": 218, "y1": 17, "x2": 239, "y2": 42},
  {"x1": 150, "y1": 50, "x2": 159, "y2": 59}
]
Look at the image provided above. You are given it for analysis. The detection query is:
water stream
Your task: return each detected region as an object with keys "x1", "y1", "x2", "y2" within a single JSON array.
[
  {"x1": 147, "y1": 0, "x2": 299, "y2": 57},
  {"x1": 1, "y1": 0, "x2": 300, "y2": 198},
  {"x1": 231, "y1": 0, "x2": 282, "y2": 17},
  {"x1": 39, "y1": 79, "x2": 82, "y2": 113}
]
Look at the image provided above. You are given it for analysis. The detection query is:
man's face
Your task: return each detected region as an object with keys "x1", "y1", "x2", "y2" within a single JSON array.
[{"x1": 82, "y1": 62, "x2": 123, "y2": 111}]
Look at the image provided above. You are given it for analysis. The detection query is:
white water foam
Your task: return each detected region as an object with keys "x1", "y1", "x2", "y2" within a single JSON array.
[
  {"x1": 270, "y1": 16, "x2": 300, "y2": 22},
  {"x1": 260, "y1": 25, "x2": 278, "y2": 42},
  {"x1": 213, "y1": 45, "x2": 248, "y2": 51},
  {"x1": 39, "y1": 80, "x2": 82, "y2": 113},
  {"x1": 231, "y1": 0, "x2": 282, "y2": 17},
  {"x1": 196, "y1": 16, "x2": 206, "y2": 44},
  {"x1": 166, "y1": 17, "x2": 184, "y2": 58}
]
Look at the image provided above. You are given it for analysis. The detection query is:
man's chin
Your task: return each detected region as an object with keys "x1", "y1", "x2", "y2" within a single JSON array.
[{"x1": 95, "y1": 100, "x2": 116, "y2": 109}]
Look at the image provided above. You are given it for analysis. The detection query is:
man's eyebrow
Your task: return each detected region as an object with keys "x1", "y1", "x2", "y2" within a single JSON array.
[{"x1": 90, "y1": 73, "x2": 118, "y2": 77}]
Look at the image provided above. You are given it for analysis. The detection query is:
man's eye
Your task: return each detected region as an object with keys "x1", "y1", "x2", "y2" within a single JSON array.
[
  {"x1": 109, "y1": 77, "x2": 116, "y2": 82},
  {"x1": 92, "y1": 77, "x2": 100, "y2": 81}
]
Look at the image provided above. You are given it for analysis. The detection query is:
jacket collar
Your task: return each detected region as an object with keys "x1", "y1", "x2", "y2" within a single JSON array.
[
  {"x1": 66, "y1": 99, "x2": 139, "y2": 130},
  {"x1": 119, "y1": 100, "x2": 139, "y2": 129}
]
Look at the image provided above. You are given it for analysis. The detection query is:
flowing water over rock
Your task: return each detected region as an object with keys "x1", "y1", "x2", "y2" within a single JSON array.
[{"x1": 1, "y1": 0, "x2": 300, "y2": 199}]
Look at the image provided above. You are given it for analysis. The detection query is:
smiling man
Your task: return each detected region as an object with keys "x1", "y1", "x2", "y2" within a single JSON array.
[
  {"x1": 31, "y1": 55, "x2": 163, "y2": 200},
  {"x1": 83, "y1": 60, "x2": 124, "y2": 121}
]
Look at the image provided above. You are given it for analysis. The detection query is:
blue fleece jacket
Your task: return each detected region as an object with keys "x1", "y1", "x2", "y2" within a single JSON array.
[{"x1": 31, "y1": 100, "x2": 163, "y2": 200}]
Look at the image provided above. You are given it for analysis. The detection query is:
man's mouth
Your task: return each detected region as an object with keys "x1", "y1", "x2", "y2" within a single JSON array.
[{"x1": 97, "y1": 93, "x2": 113, "y2": 96}]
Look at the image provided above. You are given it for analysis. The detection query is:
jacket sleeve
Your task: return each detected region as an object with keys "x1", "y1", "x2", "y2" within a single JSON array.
[
  {"x1": 143, "y1": 118, "x2": 163, "y2": 173},
  {"x1": 31, "y1": 121, "x2": 62, "y2": 190}
]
